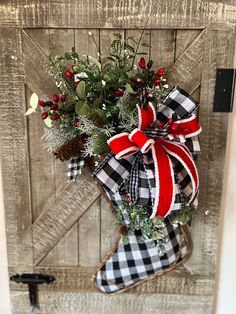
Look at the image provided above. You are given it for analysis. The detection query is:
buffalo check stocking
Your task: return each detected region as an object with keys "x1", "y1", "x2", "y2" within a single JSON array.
[{"x1": 93, "y1": 86, "x2": 200, "y2": 293}]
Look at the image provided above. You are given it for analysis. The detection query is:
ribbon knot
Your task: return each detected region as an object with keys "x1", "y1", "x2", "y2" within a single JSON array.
[{"x1": 108, "y1": 103, "x2": 201, "y2": 218}]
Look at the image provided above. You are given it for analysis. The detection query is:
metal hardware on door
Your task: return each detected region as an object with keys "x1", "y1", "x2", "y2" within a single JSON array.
[
  {"x1": 213, "y1": 68, "x2": 236, "y2": 112},
  {"x1": 10, "y1": 273, "x2": 55, "y2": 311}
]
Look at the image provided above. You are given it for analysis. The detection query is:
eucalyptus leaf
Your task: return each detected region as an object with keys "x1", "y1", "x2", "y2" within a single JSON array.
[
  {"x1": 75, "y1": 100, "x2": 85, "y2": 114},
  {"x1": 76, "y1": 81, "x2": 86, "y2": 100},
  {"x1": 86, "y1": 55, "x2": 101, "y2": 70},
  {"x1": 79, "y1": 102, "x2": 90, "y2": 116}
]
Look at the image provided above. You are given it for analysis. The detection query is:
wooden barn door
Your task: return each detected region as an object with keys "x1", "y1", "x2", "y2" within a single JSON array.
[{"x1": 0, "y1": 1, "x2": 235, "y2": 313}]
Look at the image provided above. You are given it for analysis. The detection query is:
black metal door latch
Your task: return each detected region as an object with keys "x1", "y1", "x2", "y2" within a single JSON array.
[
  {"x1": 213, "y1": 68, "x2": 236, "y2": 112},
  {"x1": 10, "y1": 273, "x2": 55, "y2": 311}
]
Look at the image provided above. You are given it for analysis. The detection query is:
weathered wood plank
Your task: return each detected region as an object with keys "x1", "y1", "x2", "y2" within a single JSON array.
[
  {"x1": 1, "y1": 1, "x2": 234, "y2": 29},
  {"x1": 168, "y1": 30, "x2": 204, "y2": 93},
  {"x1": 75, "y1": 29, "x2": 99, "y2": 57},
  {"x1": 25, "y1": 29, "x2": 50, "y2": 56},
  {"x1": 0, "y1": 27, "x2": 33, "y2": 267},
  {"x1": 11, "y1": 290, "x2": 213, "y2": 314},
  {"x1": 150, "y1": 30, "x2": 175, "y2": 69},
  {"x1": 26, "y1": 85, "x2": 56, "y2": 222},
  {"x1": 49, "y1": 29, "x2": 78, "y2": 266},
  {"x1": 100, "y1": 195, "x2": 117, "y2": 259},
  {"x1": 175, "y1": 30, "x2": 202, "y2": 61},
  {"x1": 23, "y1": 169, "x2": 101, "y2": 265},
  {"x1": 185, "y1": 25, "x2": 236, "y2": 274},
  {"x1": 56, "y1": 224, "x2": 79, "y2": 266},
  {"x1": 78, "y1": 198, "x2": 101, "y2": 267},
  {"x1": 9, "y1": 266, "x2": 215, "y2": 296},
  {"x1": 22, "y1": 30, "x2": 57, "y2": 99}
]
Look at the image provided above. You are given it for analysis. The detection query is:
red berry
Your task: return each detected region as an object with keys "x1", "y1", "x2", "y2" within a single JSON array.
[
  {"x1": 138, "y1": 57, "x2": 146, "y2": 69},
  {"x1": 52, "y1": 94, "x2": 59, "y2": 102},
  {"x1": 51, "y1": 103, "x2": 58, "y2": 110},
  {"x1": 41, "y1": 112, "x2": 48, "y2": 120},
  {"x1": 74, "y1": 82, "x2": 79, "y2": 87},
  {"x1": 65, "y1": 70, "x2": 73, "y2": 79},
  {"x1": 115, "y1": 89, "x2": 124, "y2": 97},
  {"x1": 38, "y1": 100, "x2": 46, "y2": 107},
  {"x1": 167, "y1": 118, "x2": 173, "y2": 125},
  {"x1": 51, "y1": 113, "x2": 60, "y2": 120},
  {"x1": 60, "y1": 95, "x2": 66, "y2": 102},
  {"x1": 157, "y1": 121, "x2": 165, "y2": 128},
  {"x1": 154, "y1": 79, "x2": 161, "y2": 85},
  {"x1": 156, "y1": 67, "x2": 166, "y2": 77},
  {"x1": 73, "y1": 121, "x2": 80, "y2": 127}
]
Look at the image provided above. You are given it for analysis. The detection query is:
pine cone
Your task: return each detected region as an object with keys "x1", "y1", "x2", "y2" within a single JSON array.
[
  {"x1": 54, "y1": 136, "x2": 85, "y2": 161},
  {"x1": 119, "y1": 225, "x2": 128, "y2": 236}
]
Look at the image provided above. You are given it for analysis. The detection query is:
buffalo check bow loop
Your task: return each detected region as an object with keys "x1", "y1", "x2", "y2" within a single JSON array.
[{"x1": 108, "y1": 103, "x2": 202, "y2": 218}]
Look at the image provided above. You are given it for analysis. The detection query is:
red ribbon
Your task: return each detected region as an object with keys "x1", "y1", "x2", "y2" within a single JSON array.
[{"x1": 107, "y1": 103, "x2": 201, "y2": 218}]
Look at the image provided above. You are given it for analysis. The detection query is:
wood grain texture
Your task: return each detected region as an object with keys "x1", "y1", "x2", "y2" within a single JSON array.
[
  {"x1": 9, "y1": 266, "x2": 214, "y2": 296},
  {"x1": 1, "y1": 0, "x2": 235, "y2": 29},
  {"x1": 0, "y1": 27, "x2": 33, "y2": 267},
  {"x1": 25, "y1": 169, "x2": 101, "y2": 265},
  {"x1": 78, "y1": 198, "x2": 101, "y2": 267},
  {"x1": 168, "y1": 30, "x2": 204, "y2": 93},
  {"x1": 185, "y1": 25, "x2": 236, "y2": 274},
  {"x1": 100, "y1": 195, "x2": 117, "y2": 259},
  {"x1": 26, "y1": 85, "x2": 56, "y2": 221},
  {"x1": 150, "y1": 30, "x2": 175, "y2": 69},
  {"x1": 175, "y1": 30, "x2": 202, "y2": 61},
  {"x1": 10, "y1": 290, "x2": 213, "y2": 314},
  {"x1": 22, "y1": 30, "x2": 57, "y2": 99}
]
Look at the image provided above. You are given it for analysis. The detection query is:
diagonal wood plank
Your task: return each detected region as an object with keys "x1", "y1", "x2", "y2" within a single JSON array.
[
  {"x1": 22, "y1": 29, "x2": 57, "y2": 99},
  {"x1": 168, "y1": 30, "x2": 205, "y2": 93},
  {"x1": 24, "y1": 169, "x2": 101, "y2": 266}
]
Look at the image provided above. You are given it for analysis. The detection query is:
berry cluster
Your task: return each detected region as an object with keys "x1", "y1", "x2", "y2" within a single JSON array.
[{"x1": 38, "y1": 94, "x2": 66, "y2": 121}]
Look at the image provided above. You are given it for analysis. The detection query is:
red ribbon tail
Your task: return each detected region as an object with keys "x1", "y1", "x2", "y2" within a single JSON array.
[
  {"x1": 150, "y1": 141, "x2": 175, "y2": 218},
  {"x1": 161, "y1": 140, "x2": 199, "y2": 203}
]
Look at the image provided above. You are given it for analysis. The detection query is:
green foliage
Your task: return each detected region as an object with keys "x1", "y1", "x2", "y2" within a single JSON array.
[
  {"x1": 76, "y1": 81, "x2": 86, "y2": 100},
  {"x1": 115, "y1": 203, "x2": 167, "y2": 256},
  {"x1": 32, "y1": 32, "x2": 170, "y2": 157}
]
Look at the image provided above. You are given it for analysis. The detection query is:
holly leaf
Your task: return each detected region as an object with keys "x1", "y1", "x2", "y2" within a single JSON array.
[{"x1": 76, "y1": 81, "x2": 86, "y2": 100}]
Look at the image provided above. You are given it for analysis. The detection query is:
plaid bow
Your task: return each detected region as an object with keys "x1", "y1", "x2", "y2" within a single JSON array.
[
  {"x1": 93, "y1": 86, "x2": 201, "y2": 216},
  {"x1": 67, "y1": 156, "x2": 85, "y2": 181}
]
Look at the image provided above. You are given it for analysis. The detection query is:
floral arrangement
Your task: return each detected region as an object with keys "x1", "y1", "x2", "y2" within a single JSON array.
[{"x1": 26, "y1": 32, "x2": 202, "y2": 292}]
